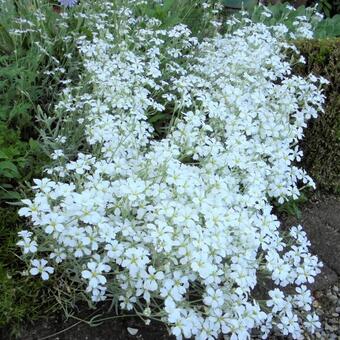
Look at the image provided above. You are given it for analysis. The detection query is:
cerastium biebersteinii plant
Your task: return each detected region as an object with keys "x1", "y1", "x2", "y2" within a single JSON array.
[{"x1": 16, "y1": 1, "x2": 328, "y2": 339}]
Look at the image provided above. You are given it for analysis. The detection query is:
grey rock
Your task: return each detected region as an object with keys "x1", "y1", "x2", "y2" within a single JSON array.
[
  {"x1": 325, "y1": 324, "x2": 335, "y2": 332},
  {"x1": 310, "y1": 264, "x2": 338, "y2": 291}
]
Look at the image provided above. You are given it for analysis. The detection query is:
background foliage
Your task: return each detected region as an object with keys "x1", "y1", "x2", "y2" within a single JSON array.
[
  {"x1": 135, "y1": 0, "x2": 222, "y2": 39},
  {"x1": 249, "y1": 3, "x2": 340, "y2": 38},
  {"x1": 0, "y1": 0, "x2": 82, "y2": 336},
  {"x1": 0, "y1": 207, "x2": 52, "y2": 334},
  {"x1": 294, "y1": 38, "x2": 340, "y2": 194},
  {"x1": 0, "y1": 0, "x2": 83, "y2": 202}
]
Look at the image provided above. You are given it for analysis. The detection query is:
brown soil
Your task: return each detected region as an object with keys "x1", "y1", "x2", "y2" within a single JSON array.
[{"x1": 283, "y1": 193, "x2": 340, "y2": 289}]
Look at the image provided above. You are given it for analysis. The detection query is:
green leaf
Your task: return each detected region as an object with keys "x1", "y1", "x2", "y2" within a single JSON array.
[
  {"x1": 223, "y1": 0, "x2": 257, "y2": 9},
  {"x1": 0, "y1": 190, "x2": 21, "y2": 201},
  {"x1": 0, "y1": 161, "x2": 19, "y2": 179},
  {"x1": 0, "y1": 151, "x2": 8, "y2": 160},
  {"x1": 315, "y1": 15, "x2": 340, "y2": 38},
  {"x1": 0, "y1": 24, "x2": 14, "y2": 54},
  {"x1": 162, "y1": 0, "x2": 175, "y2": 12},
  {"x1": 149, "y1": 113, "x2": 169, "y2": 123},
  {"x1": 28, "y1": 138, "x2": 40, "y2": 152}
]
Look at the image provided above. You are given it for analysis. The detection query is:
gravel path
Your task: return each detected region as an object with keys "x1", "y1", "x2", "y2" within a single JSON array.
[
  {"x1": 281, "y1": 194, "x2": 340, "y2": 339},
  {"x1": 312, "y1": 283, "x2": 340, "y2": 340}
]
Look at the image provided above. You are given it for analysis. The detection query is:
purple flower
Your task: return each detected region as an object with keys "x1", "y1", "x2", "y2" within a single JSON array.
[{"x1": 58, "y1": 0, "x2": 78, "y2": 7}]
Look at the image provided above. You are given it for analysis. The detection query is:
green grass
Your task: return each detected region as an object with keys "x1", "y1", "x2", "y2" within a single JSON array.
[{"x1": 0, "y1": 207, "x2": 53, "y2": 338}]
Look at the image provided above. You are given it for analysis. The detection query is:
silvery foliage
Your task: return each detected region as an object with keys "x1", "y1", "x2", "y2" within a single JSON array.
[{"x1": 17, "y1": 2, "x2": 326, "y2": 339}]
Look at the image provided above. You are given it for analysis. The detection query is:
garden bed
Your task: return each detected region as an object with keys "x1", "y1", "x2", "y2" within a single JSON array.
[
  {"x1": 1, "y1": 1, "x2": 340, "y2": 339},
  {"x1": 16, "y1": 193, "x2": 340, "y2": 340}
]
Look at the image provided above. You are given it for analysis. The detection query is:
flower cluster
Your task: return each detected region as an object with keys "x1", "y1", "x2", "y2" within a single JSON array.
[
  {"x1": 17, "y1": 2, "x2": 326, "y2": 339},
  {"x1": 58, "y1": 0, "x2": 78, "y2": 8}
]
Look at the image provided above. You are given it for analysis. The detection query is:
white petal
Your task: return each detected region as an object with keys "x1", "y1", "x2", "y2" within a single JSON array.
[
  {"x1": 41, "y1": 271, "x2": 49, "y2": 280},
  {"x1": 46, "y1": 266, "x2": 54, "y2": 274},
  {"x1": 127, "y1": 327, "x2": 138, "y2": 336},
  {"x1": 98, "y1": 275, "x2": 107, "y2": 285},
  {"x1": 89, "y1": 277, "x2": 98, "y2": 288},
  {"x1": 45, "y1": 225, "x2": 53, "y2": 234},
  {"x1": 31, "y1": 259, "x2": 40, "y2": 267},
  {"x1": 30, "y1": 268, "x2": 39, "y2": 276},
  {"x1": 82, "y1": 270, "x2": 91, "y2": 279}
]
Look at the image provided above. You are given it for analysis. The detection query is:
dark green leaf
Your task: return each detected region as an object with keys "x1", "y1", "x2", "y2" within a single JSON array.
[
  {"x1": 0, "y1": 24, "x2": 14, "y2": 54},
  {"x1": 0, "y1": 161, "x2": 19, "y2": 179}
]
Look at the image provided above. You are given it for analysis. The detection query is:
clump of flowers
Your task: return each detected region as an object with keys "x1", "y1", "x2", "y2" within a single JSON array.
[
  {"x1": 58, "y1": 0, "x2": 78, "y2": 8},
  {"x1": 17, "y1": 2, "x2": 327, "y2": 339}
]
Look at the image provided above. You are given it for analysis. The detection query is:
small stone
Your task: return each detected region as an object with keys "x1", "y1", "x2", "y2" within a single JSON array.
[
  {"x1": 335, "y1": 307, "x2": 340, "y2": 313},
  {"x1": 127, "y1": 327, "x2": 139, "y2": 336},
  {"x1": 313, "y1": 300, "x2": 320, "y2": 308},
  {"x1": 330, "y1": 294, "x2": 338, "y2": 301},
  {"x1": 315, "y1": 332, "x2": 322, "y2": 338},
  {"x1": 332, "y1": 313, "x2": 339, "y2": 317},
  {"x1": 314, "y1": 291, "x2": 322, "y2": 299},
  {"x1": 325, "y1": 323, "x2": 335, "y2": 331}
]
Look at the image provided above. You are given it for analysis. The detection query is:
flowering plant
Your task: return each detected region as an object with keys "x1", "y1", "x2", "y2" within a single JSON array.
[
  {"x1": 17, "y1": 2, "x2": 327, "y2": 339},
  {"x1": 58, "y1": 0, "x2": 78, "y2": 8}
]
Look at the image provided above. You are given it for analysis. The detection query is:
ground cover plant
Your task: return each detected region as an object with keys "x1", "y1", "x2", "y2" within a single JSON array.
[
  {"x1": 0, "y1": 0, "x2": 95, "y2": 335},
  {"x1": 0, "y1": 1, "x2": 335, "y2": 339},
  {"x1": 0, "y1": 1, "x2": 222, "y2": 336}
]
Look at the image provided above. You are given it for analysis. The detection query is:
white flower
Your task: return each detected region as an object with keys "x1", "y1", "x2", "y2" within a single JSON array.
[
  {"x1": 16, "y1": 8, "x2": 324, "y2": 339},
  {"x1": 18, "y1": 199, "x2": 38, "y2": 218},
  {"x1": 17, "y1": 237, "x2": 37, "y2": 254},
  {"x1": 30, "y1": 259, "x2": 54, "y2": 280},
  {"x1": 203, "y1": 287, "x2": 224, "y2": 308},
  {"x1": 277, "y1": 311, "x2": 301, "y2": 338},
  {"x1": 41, "y1": 213, "x2": 65, "y2": 234},
  {"x1": 51, "y1": 149, "x2": 64, "y2": 160},
  {"x1": 32, "y1": 178, "x2": 55, "y2": 193},
  {"x1": 49, "y1": 248, "x2": 67, "y2": 264},
  {"x1": 294, "y1": 285, "x2": 312, "y2": 311},
  {"x1": 304, "y1": 313, "x2": 321, "y2": 333},
  {"x1": 119, "y1": 291, "x2": 137, "y2": 310},
  {"x1": 81, "y1": 261, "x2": 110, "y2": 289},
  {"x1": 267, "y1": 289, "x2": 286, "y2": 313},
  {"x1": 143, "y1": 266, "x2": 164, "y2": 291}
]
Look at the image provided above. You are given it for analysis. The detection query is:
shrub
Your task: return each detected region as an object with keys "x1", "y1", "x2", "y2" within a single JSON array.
[{"x1": 293, "y1": 38, "x2": 340, "y2": 193}]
